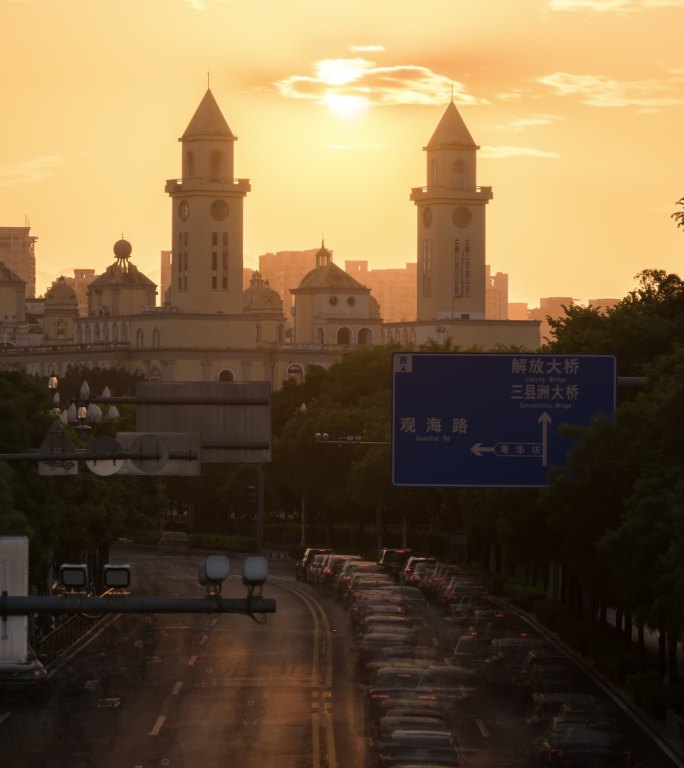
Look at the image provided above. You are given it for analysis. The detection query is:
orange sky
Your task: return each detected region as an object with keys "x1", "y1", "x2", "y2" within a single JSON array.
[{"x1": 2, "y1": 0, "x2": 684, "y2": 307}]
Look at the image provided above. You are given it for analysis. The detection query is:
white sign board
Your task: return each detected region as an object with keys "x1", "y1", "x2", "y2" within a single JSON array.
[{"x1": 0, "y1": 536, "x2": 29, "y2": 662}]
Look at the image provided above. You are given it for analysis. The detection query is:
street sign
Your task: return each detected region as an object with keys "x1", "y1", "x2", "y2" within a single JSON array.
[
  {"x1": 85, "y1": 436, "x2": 123, "y2": 476},
  {"x1": 392, "y1": 352, "x2": 616, "y2": 488},
  {"x1": 37, "y1": 419, "x2": 78, "y2": 476},
  {"x1": 115, "y1": 432, "x2": 201, "y2": 476}
]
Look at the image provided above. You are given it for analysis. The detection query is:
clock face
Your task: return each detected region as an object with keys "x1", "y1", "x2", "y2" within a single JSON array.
[
  {"x1": 211, "y1": 200, "x2": 229, "y2": 221},
  {"x1": 452, "y1": 206, "x2": 472, "y2": 228},
  {"x1": 179, "y1": 200, "x2": 189, "y2": 221},
  {"x1": 423, "y1": 207, "x2": 432, "y2": 229}
]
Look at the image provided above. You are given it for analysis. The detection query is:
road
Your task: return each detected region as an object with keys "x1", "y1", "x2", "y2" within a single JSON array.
[
  {"x1": 1, "y1": 544, "x2": 682, "y2": 767},
  {"x1": 0, "y1": 544, "x2": 365, "y2": 768}
]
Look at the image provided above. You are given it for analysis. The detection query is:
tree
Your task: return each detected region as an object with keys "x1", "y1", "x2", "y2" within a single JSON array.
[{"x1": 671, "y1": 197, "x2": 684, "y2": 231}]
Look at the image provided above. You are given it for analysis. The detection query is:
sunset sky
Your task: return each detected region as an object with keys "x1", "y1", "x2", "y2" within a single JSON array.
[{"x1": 2, "y1": 0, "x2": 684, "y2": 307}]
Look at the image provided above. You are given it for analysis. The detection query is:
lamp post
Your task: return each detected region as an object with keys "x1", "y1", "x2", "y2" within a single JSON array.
[
  {"x1": 299, "y1": 402, "x2": 307, "y2": 547},
  {"x1": 60, "y1": 380, "x2": 120, "y2": 443}
]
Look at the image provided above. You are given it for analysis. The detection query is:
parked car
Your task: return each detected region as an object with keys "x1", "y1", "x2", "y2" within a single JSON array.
[
  {"x1": 295, "y1": 547, "x2": 333, "y2": 582},
  {"x1": 157, "y1": 530, "x2": 190, "y2": 553},
  {"x1": 0, "y1": 646, "x2": 51, "y2": 705},
  {"x1": 377, "y1": 548, "x2": 413, "y2": 579}
]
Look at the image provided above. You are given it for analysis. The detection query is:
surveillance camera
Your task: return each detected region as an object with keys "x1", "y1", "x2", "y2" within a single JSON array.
[
  {"x1": 199, "y1": 555, "x2": 230, "y2": 587},
  {"x1": 242, "y1": 556, "x2": 268, "y2": 587},
  {"x1": 60, "y1": 563, "x2": 89, "y2": 589}
]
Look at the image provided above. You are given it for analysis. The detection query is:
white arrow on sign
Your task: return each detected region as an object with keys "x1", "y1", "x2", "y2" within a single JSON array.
[{"x1": 470, "y1": 412, "x2": 552, "y2": 466}]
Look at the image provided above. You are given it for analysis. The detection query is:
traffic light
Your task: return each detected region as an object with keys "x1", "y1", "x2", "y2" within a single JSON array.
[{"x1": 247, "y1": 485, "x2": 256, "y2": 504}]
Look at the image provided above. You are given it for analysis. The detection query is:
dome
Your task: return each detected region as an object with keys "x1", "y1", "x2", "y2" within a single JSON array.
[
  {"x1": 243, "y1": 271, "x2": 283, "y2": 314},
  {"x1": 45, "y1": 276, "x2": 78, "y2": 310},
  {"x1": 113, "y1": 239, "x2": 132, "y2": 261}
]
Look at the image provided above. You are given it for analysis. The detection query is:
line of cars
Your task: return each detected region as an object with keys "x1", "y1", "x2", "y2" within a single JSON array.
[{"x1": 300, "y1": 547, "x2": 645, "y2": 767}]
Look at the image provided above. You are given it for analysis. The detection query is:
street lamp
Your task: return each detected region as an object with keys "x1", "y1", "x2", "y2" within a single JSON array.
[
  {"x1": 61, "y1": 380, "x2": 120, "y2": 442},
  {"x1": 47, "y1": 372, "x2": 61, "y2": 417}
]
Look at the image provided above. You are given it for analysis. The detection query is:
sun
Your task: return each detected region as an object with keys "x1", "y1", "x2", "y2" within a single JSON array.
[{"x1": 324, "y1": 92, "x2": 369, "y2": 119}]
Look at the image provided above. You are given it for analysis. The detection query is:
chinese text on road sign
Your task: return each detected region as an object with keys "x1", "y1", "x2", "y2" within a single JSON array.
[{"x1": 392, "y1": 353, "x2": 616, "y2": 487}]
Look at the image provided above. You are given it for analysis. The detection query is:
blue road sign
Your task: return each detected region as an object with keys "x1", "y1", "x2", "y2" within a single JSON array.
[{"x1": 392, "y1": 353, "x2": 616, "y2": 487}]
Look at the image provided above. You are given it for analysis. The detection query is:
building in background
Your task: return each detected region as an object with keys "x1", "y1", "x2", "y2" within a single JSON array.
[
  {"x1": 160, "y1": 251, "x2": 172, "y2": 304},
  {"x1": 0, "y1": 90, "x2": 539, "y2": 381},
  {"x1": 345, "y1": 260, "x2": 416, "y2": 323},
  {"x1": 486, "y1": 266, "x2": 508, "y2": 321},
  {"x1": 62, "y1": 269, "x2": 95, "y2": 316},
  {"x1": 0, "y1": 227, "x2": 37, "y2": 298}
]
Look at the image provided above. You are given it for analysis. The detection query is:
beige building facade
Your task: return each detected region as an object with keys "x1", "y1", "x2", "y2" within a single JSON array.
[{"x1": 0, "y1": 90, "x2": 539, "y2": 386}]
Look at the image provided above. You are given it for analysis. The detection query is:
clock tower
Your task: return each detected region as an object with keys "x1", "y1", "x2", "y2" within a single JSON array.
[
  {"x1": 165, "y1": 89, "x2": 250, "y2": 315},
  {"x1": 410, "y1": 101, "x2": 492, "y2": 321}
]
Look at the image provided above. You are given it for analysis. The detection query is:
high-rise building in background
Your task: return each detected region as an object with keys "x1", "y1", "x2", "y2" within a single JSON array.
[
  {"x1": 486, "y1": 266, "x2": 508, "y2": 321},
  {"x1": 0, "y1": 227, "x2": 37, "y2": 298},
  {"x1": 63, "y1": 269, "x2": 96, "y2": 316},
  {"x1": 345, "y1": 261, "x2": 417, "y2": 323},
  {"x1": 160, "y1": 251, "x2": 172, "y2": 304},
  {"x1": 258, "y1": 249, "x2": 319, "y2": 317}
]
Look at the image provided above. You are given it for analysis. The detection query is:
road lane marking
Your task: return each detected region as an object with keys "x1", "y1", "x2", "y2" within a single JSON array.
[
  {"x1": 187, "y1": 655, "x2": 198, "y2": 667},
  {"x1": 199, "y1": 634, "x2": 208, "y2": 646},
  {"x1": 150, "y1": 715, "x2": 166, "y2": 736},
  {"x1": 172, "y1": 681, "x2": 183, "y2": 695},
  {"x1": 476, "y1": 718, "x2": 490, "y2": 737}
]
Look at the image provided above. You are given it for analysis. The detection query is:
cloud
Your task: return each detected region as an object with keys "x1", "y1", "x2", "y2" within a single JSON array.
[
  {"x1": 481, "y1": 146, "x2": 561, "y2": 159},
  {"x1": 275, "y1": 58, "x2": 486, "y2": 107},
  {"x1": 350, "y1": 44, "x2": 385, "y2": 53},
  {"x1": 536, "y1": 72, "x2": 684, "y2": 108},
  {"x1": 549, "y1": 0, "x2": 684, "y2": 9},
  {"x1": 495, "y1": 115, "x2": 563, "y2": 131},
  {"x1": 0, "y1": 156, "x2": 62, "y2": 187}
]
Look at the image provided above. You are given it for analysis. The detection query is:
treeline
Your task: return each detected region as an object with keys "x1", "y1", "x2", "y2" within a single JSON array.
[{"x1": 268, "y1": 268, "x2": 684, "y2": 685}]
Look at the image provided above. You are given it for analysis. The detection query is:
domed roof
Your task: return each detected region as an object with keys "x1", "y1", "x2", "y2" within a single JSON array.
[
  {"x1": 243, "y1": 271, "x2": 283, "y2": 314},
  {"x1": 45, "y1": 276, "x2": 78, "y2": 311},
  {"x1": 89, "y1": 240, "x2": 156, "y2": 289},
  {"x1": 296, "y1": 260, "x2": 367, "y2": 292}
]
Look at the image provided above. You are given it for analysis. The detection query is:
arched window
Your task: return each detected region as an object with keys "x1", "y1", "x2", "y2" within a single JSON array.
[
  {"x1": 76, "y1": 325, "x2": 82, "y2": 344},
  {"x1": 84, "y1": 325, "x2": 91, "y2": 344},
  {"x1": 358, "y1": 328, "x2": 373, "y2": 347},
  {"x1": 315, "y1": 327, "x2": 325, "y2": 346},
  {"x1": 337, "y1": 327, "x2": 351, "y2": 346},
  {"x1": 287, "y1": 364, "x2": 304, "y2": 384},
  {"x1": 136, "y1": 328, "x2": 143, "y2": 348},
  {"x1": 186, "y1": 150, "x2": 194, "y2": 179},
  {"x1": 218, "y1": 369, "x2": 234, "y2": 382},
  {"x1": 56, "y1": 320, "x2": 66, "y2": 340},
  {"x1": 103, "y1": 324, "x2": 109, "y2": 343},
  {"x1": 152, "y1": 328, "x2": 160, "y2": 348},
  {"x1": 121, "y1": 324, "x2": 128, "y2": 342},
  {"x1": 112, "y1": 324, "x2": 119, "y2": 343},
  {"x1": 210, "y1": 151, "x2": 223, "y2": 181}
]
